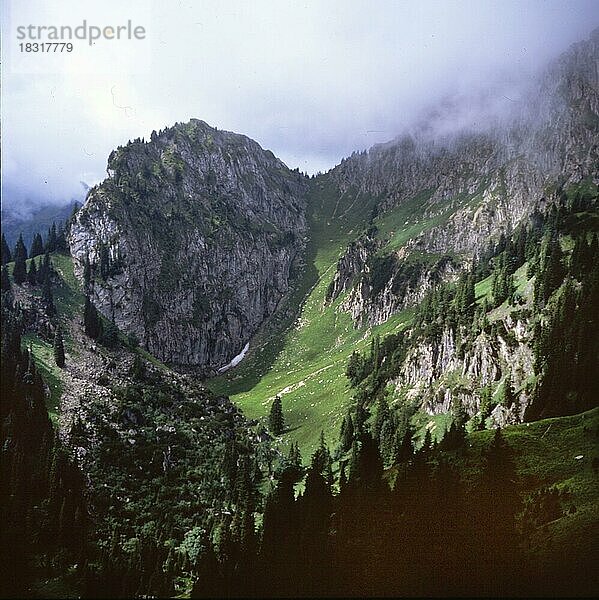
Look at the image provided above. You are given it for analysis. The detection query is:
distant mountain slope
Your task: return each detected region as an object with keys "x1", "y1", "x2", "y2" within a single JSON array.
[
  {"x1": 65, "y1": 30, "x2": 598, "y2": 455},
  {"x1": 212, "y1": 28, "x2": 598, "y2": 453},
  {"x1": 1, "y1": 201, "x2": 79, "y2": 249}
]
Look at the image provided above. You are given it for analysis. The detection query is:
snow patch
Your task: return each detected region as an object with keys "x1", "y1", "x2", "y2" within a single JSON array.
[{"x1": 217, "y1": 343, "x2": 250, "y2": 374}]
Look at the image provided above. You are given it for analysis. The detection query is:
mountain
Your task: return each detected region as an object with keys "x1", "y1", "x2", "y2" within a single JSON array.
[
  {"x1": 210, "y1": 28, "x2": 598, "y2": 450},
  {"x1": 2, "y1": 27, "x2": 598, "y2": 600},
  {"x1": 1, "y1": 200, "x2": 79, "y2": 250},
  {"x1": 69, "y1": 119, "x2": 307, "y2": 369}
]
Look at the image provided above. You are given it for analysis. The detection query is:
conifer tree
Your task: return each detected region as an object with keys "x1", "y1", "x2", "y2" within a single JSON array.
[
  {"x1": 1, "y1": 232, "x2": 11, "y2": 264},
  {"x1": 27, "y1": 258, "x2": 38, "y2": 285},
  {"x1": 1, "y1": 265, "x2": 11, "y2": 292},
  {"x1": 84, "y1": 296, "x2": 102, "y2": 339},
  {"x1": 56, "y1": 225, "x2": 67, "y2": 253},
  {"x1": 53, "y1": 328, "x2": 65, "y2": 368},
  {"x1": 340, "y1": 411, "x2": 354, "y2": 453},
  {"x1": 42, "y1": 273, "x2": 56, "y2": 316},
  {"x1": 442, "y1": 400, "x2": 467, "y2": 450},
  {"x1": 394, "y1": 426, "x2": 414, "y2": 464},
  {"x1": 46, "y1": 223, "x2": 58, "y2": 253},
  {"x1": 373, "y1": 395, "x2": 390, "y2": 441},
  {"x1": 312, "y1": 431, "x2": 333, "y2": 487},
  {"x1": 268, "y1": 396, "x2": 285, "y2": 435},
  {"x1": 348, "y1": 432, "x2": 384, "y2": 495},
  {"x1": 477, "y1": 385, "x2": 494, "y2": 429},
  {"x1": 502, "y1": 372, "x2": 517, "y2": 407},
  {"x1": 12, "y1": 235, "x2": 28, "y2": 285},
  {"x1": 38, "y1": 250, "x2": 51, "y2": 284},
  {"x1": 284, "y1": 442, "x2": 304, "y2": 482},
  {"x1": 99, "y1": 320, "x2": 119, "y2": 348},
  {"x1": 30, "y1": 233, "x2": 44, "y2": 258}
]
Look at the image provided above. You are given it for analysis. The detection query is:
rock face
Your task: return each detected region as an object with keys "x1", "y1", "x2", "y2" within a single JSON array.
[
  {"x1": 395, "y1": 315, "x2": 534, "y2": 428},
  {"x1": 326, "y1": 29, "x2": 599, "y2": 326},
  {"x1": 70, "y1": 119, "x2": 308, "y2": 369}
]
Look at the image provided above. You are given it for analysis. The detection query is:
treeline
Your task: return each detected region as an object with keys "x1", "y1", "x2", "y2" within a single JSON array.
[
  {"x1": 527, "y1": 230, "x2": 599, "y2": 419},
  {"x1": 2, "y1": 245, "x2": 268, "y2": 597},
  {"x1": 189, "y1": 424, "x2": 594, "y2": 597},
  {"x1": 1, "y1": 220, "x2": 70, "y2": 266}
]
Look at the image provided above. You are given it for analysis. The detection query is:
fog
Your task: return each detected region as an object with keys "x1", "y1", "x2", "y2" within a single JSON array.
[{"x1": 1, "y1": 0, "x2": 597, "y2": 214}]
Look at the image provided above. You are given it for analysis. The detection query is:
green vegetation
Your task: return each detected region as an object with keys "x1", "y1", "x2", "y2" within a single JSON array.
[
  {"x1": 51, "y1": 252, "x2": 84, "y2": 317},
  {"x1": 209, "y1": 178, "x2": 415, "y2": 455},
  {"x1": 208, "y1": 179, "x2": 499, "y2": 456}
]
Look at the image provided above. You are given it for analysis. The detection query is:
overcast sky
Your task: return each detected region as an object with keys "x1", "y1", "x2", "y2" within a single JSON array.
[{"x1": 1, "y1": 0, "x2": 597, "y2": 214}]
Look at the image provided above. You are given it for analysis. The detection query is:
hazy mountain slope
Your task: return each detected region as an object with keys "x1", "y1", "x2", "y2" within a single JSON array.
[
  {"x1": 69, "y1": 119, "x2": 308, "y2": 369},
  {"x1": 1, "y1": 201, "x2": 79, "y2": 249},
  {"x1": 327, "y1": 28, "x2": 598, "y2": 325},
  {"x1": 212, "y1": 30, "x2": 598, "y2": 453}
]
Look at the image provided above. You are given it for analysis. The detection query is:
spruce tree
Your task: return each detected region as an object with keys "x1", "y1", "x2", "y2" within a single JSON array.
[
  {"x1": 38, "y1": 250, "x2": 51, "y2": 284},
  {"x1": 30, "y1": 233, "x2": 44, "y2": 258},
  {"x1": 442, "y1": 400, "x2": 467, "y2": 450},
  {"x1": 502, "y1": 372, "x2": 517, "y2": 408},
  {"x1": 462, "y1": 272, "x2": 476, "y2": 320},
  {"x1": 46, "y1": 223, "x2": 58, "y2": 253},
  {"x1": 340, "y1": 411, "x2": 354, "y2": 453},
  {"x1": 394, "y1": 426, "x2": 414, "y2": 464},
  {"x1": 1, "y1": 233, "x2": 12, "y2": 264},
  {"x1": 27, "y1": 258, "x2": 38, "y2": 285},
  {"x1": 56, "y1": 225, "x2": 67, "y2": 253},
  {"x1": 12, "y1": 235, "x2": 28, "y2": 285},
  {"x1": 373, "y1": 395, "x2": 390, "y2": 441},
  {"x1": 268, "y1": 396, "x2": 285, "y2": 435},
  {"x1": 84, "y1": 296, "x2": 102, "y2": 339},
  {"x1": 1, "y1": 265, "x2": 11, "y2": 292},
  {"x1": 351, "y1": 432, "x2": 384, "y2": 495},
  {"x1": 99, "y1": 320, "x2": 119, "y2": 348},
  {"x1": 53, "y1": 328, "x2": 65, "y2": 368},
  {"x1": 477, "y1": 385, "x2": 494, "y2": 429},
  {"x1": 42, "y1": 275, "x2": 56, "y2": 317}
]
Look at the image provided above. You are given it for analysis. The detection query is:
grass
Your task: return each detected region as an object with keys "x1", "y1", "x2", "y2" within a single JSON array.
[
  {"x1": 209, "y1": 178, "x2": 413, "y2": 456},
  {"x1": 208, "y1": 177, "x2": 472, "y2": 457},
  {"x1": 374, "y1": 187, "x2": 485, "y2": 252},
  {"x1": 51, "y1": 253, "x2": 84, "y2": 318},
  {"x1": 207, "y1": 178, "x2": 501, "y2": 457},
  {"x1": 468, "y1": 407, "x2": 599, "y2": 561},
  {"x1": 7, "y1": 253, "x2": 84, "y2": 423}
]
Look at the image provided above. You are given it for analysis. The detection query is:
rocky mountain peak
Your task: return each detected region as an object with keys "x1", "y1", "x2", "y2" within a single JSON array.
[{"x1": 70, "y1": 118, "x2": 308, "y2": 370}]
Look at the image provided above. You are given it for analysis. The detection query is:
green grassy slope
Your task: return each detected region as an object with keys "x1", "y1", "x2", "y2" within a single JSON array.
[
  {"x1": 207, "y1": 178, "x2": 493, "y2": 456},
  {"x1": 209, "y1": 179, "x2": 473, "y2": 456},
  {"x1": 7, "y1": 253, "x2": 85, "y2": 422},
  {"x1": 208, "y1": 178, "x2": 382, "y2": 455}
]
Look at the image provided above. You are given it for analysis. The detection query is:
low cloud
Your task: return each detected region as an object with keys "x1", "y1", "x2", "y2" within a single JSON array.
[{"x1": 2, "y1": 0, "x2": 597, "y2": 214}]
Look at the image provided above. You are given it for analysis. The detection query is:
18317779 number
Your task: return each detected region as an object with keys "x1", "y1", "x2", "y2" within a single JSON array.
[{"x1": 19, "y1": 42, "x2": 73, "y2": 52}]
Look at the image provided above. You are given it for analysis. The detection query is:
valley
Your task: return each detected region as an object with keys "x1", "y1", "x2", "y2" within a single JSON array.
[{"x1": 1, "y1": 25, "x2": 598, "y2": 599}]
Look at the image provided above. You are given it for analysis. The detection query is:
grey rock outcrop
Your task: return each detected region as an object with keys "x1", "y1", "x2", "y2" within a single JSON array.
[{"x1": 70, "y1": 119, "x2": 308, "y2": 369}]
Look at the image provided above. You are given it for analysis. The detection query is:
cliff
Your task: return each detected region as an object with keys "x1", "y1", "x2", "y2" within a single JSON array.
[
  {"x1": 326, "y1": 28, "x2": 599, "y2": 326},
  {"x1": 70, "y1": 119, "x2": 308, "y2": 369}
]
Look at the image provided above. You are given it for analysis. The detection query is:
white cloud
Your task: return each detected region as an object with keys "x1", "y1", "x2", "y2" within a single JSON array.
[{"x1": 2, "y1": 0, "x2": 597, "y2": 212}]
